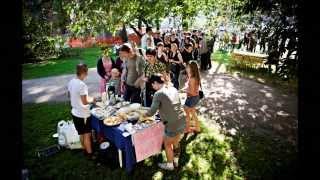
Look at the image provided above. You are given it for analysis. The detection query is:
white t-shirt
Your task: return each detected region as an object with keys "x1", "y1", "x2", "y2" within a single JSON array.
[
  {"x1": 141, "y1": 34, "x2": 154, "y2": 50},
  {"x1": 67, "y1": 78, "x2": 90, "y2": 118}
]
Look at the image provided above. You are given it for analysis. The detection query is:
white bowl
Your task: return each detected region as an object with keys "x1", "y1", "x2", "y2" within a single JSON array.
[
  {"x1": 100, "y1": 142, "x2": 110, "y2": 150},
  {"x1": 129, "y1": 103, "x2": 141, "y2": 110}
]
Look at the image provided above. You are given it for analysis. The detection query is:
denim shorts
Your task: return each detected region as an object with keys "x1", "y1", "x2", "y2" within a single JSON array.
[
  {"x1": 184, "y1": 95, "x2": 200, "y2": 108},
  {"x1": 165, "y1": 124, "x2": 185, "y2": 137}
]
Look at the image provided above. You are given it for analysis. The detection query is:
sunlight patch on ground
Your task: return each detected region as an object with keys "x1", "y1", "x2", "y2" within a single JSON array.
[
  {"x1": 152, "y1": 171, "x2": 163, "y2": 180},
  {"x1": 265, "y1": 92, "x2": 273, "y2": 98},
  {"x1": 234, "y1": 99, "x2": 249, "y2": 106},
  {"x1": 260, "y1": 105, "x2": 268, "y2": 112},
  {"x1": 277, "y1": 111, "x2": 290, "y2": 117},
  {"x1": 257, "y1": 78, "x2": 266, "y2": 83},
  {"x1": 27, "y1": 86, "x2": 47, "y2": 94}
]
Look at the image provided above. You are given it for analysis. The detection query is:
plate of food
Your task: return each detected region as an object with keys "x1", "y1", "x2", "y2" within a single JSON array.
[
  {"x1": 103, "y1": 116, "x2": 123, "y2": 126},
  {"x1": 91, "y1": 108, "x2": 105, "y2": 119},
  {"x1": 139, "y1": 116, "x2": 155, "y2": 124},
  {"x1": 128, "y1": 103, "x2": 141, "y2": 111},
  {"x1": 127, "y1": 112, "x2": 140, "y2": 120},
  {"x1": 117, "y1": 112, "x2": 128, "y2": 121},
  {"x1": 117, "y1": 107, "x2": 132, "y2": 114},
  {"x1": 95, "y1": 102, "x2": 106, "y2": 108}
]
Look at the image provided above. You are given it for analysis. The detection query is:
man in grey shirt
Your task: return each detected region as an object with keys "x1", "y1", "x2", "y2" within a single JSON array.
[
  {"x1": 119, "y1": 44, "x2": 145, "y2": 103},
  {"x1": 144, "y1": 74, "x2": 186, "y2": 171}
]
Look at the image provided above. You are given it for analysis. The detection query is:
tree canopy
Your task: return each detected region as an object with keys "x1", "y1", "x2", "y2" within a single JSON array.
[{"x1": 23, "y1": 0, "x2": 299, "y2": 80}]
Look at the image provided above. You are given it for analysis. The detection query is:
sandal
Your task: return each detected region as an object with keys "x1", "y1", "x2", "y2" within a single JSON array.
[
  {"x1": 190, "y1": 127, "x2": 201, "y2": 133},
  {"x1": 184, "y1": 128, "x2": 193, "y2": 133}
]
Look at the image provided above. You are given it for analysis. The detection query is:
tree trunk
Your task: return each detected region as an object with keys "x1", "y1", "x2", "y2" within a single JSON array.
[
  {"x1": 138, "y1": 18, "x2": 142, "y2": 31},
  {"x1": 156, "y1": 18, "x2": 160, "y2": 30},
  {"x1": 120, "y1": 24, "x2": 128, "y2": 43}
]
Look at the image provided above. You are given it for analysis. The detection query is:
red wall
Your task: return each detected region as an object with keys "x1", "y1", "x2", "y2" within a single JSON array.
[{"x1": 67, "y1": 34, "x2": 141, "y2": 48}]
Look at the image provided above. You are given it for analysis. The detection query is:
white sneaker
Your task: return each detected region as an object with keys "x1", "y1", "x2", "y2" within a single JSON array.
[
  {"x1": 173, "y1": 157, "x2": 179, "y2": 167},
  {"x1": 158, "y1": 162, "x2": 174, "y2": 171}
]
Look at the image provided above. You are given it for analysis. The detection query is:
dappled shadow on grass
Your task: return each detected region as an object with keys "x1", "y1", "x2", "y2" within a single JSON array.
[
  {"x1": 229, "y1": 130, "x2": 298, "y2": 179},
  {"x1": 23, "y1": 103, "x2": 244, "y2": 180},
  {"x1": 197, "y1": 73, "x2": 297, "y2": 145},
  {"x1": 129, "y1": 124, "x2": 244, "y2": 180},
  {"x1": 23, "y1": 100, "x2": 297, "y2": 180},
  {"x1": 194, "y1": 71, "x2": 298, "y2": 179}
]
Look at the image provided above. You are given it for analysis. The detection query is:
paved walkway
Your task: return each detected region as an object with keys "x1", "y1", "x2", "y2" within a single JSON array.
[{"x1": 22, "y1": 68, "x2": 101, "y2": 103}]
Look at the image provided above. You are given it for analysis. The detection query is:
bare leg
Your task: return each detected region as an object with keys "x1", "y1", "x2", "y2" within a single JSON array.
[
  {"x1": 80, "y1": 135, "x2": 85, "y2": 148},
  {"x1": 164, "y1": 137, "x2": 174, "y2": 163},
  {"x1": 190, "y1": 108, "x2": 200, "y2": 132},
  {"x1": 83, "y1": 133, "x2": 92, "y2": 154},
  {"x1": 184, "y1": 107, "x2": 192, "y2": 132},
  {"x1": 173, "y1": 134, "x2": 182, "y2": 158}
]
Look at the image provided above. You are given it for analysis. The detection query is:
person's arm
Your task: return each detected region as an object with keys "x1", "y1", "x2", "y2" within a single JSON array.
[
  {"x1": 179, "y1": 79, "x2": 188, "y2": 93},
  {"x1": 145, "y1": 93, "x2": 161, "y2": 116},
  {"x1": 97, "y1": 58, "x2": 106, "y2": 78},
  {"x1": 137, "y1": 56, "x2": 146, "y2": 77},
  {"x1": 120, "y1": 61, "x2": 127, "y2": 93},
  {"x1": 140, "y1": 35, "x2": 147, "y2": 49},
  {"x1": 130, "y1": 25, "x2": 143, "y2": 38},
  {"x1": 162, "y1": 53, "x2": 168, "y2": 62},
  {"x1": 79, "y1": 84, "x2": 95, "y2": 105},
  {"x1": 80, "y1": 95, "x2": 95, "y2": 105},
  {"x1": 177, "y1": 52, "x2": 184, "y2": 64}
]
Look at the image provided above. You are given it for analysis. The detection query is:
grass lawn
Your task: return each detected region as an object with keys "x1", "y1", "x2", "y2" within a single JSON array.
[
  {"x1": 211, "y1": 49, "x2": 298, "y2": 94},
  {"x1": 23, "y1": 103, "x2": 297, "y2": 179},
  {"x1": 22, "y1": 47, "x2": 102, "y2": 80}
]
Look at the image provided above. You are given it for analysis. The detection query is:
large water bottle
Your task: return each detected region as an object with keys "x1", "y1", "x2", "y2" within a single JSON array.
[{"x1": 105, "y1": 83, "x2": 110, "y2": 101}]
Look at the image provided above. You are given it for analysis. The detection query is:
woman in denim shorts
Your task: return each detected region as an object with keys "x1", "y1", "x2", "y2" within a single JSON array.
[{"x1": 182, "y1": 61, "x2": 201, "y2": 133}]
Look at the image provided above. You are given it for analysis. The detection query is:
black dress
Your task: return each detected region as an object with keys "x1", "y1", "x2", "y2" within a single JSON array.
[{"x1": 168, "y1": 51, "x2": 181, "y2": 89}]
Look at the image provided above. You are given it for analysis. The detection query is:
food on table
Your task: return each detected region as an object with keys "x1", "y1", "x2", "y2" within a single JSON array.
[
  {"x1": 103, "y1": 116, "x2": 123, "y2": 126},
  {"x1": 117, "y1": 107, "x2": 132, "y2": 114},
  {"x1": 139, "y1": 116, "x2": 155, "y2": 124},
  {"x1": 128, "y1": 103, "x2": 141, "y2": 111},
  {"x1": 139, "y1": 107, "x2": 151, "y2": 111},
  {"x1": 120, "y1": 101, "x2": 130, "y2": 107},
  {"x1": 117, "y1": 112, "x2": 128, "y2": 121},
  {"x1": 127, "y1": 112, "x2": 140, "y2": 121},
  {"x1": 136, "y1": 109, "x2": 148, "y2": 115},
  {"x1": 91, "y1": 108, "x2": 105, "y2": 118},
  {"x1": 95, "y1": 102, "x2": 105, "y2": 108},
  {"x1": 114, "y1": 102, "x2": 124, "y2": 109}
]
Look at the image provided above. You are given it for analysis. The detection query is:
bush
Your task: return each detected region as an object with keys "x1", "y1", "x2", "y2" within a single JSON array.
[{"x1": 23, "y1": 35, "x2": 67, "y2": 63}]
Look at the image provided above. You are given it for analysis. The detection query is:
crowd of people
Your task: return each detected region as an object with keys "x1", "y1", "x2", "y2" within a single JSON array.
[{"x1": 67, "y1": 27, "x2": 211, "y2": 171}]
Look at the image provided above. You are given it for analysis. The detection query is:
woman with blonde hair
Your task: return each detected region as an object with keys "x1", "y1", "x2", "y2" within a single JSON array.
[{"x1": 181, "y1": 61, "x2": 201, "y2": 133}]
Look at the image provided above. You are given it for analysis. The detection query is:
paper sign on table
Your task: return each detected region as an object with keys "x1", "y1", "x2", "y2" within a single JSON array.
[{"x1": 132, "y1": 122, "x2": 165, "y2": 162}]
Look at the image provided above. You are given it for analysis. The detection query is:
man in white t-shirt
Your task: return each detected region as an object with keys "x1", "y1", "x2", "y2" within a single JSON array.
[{"x1": 67, "y1": 63, "x2": 96, "y2": 159}]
